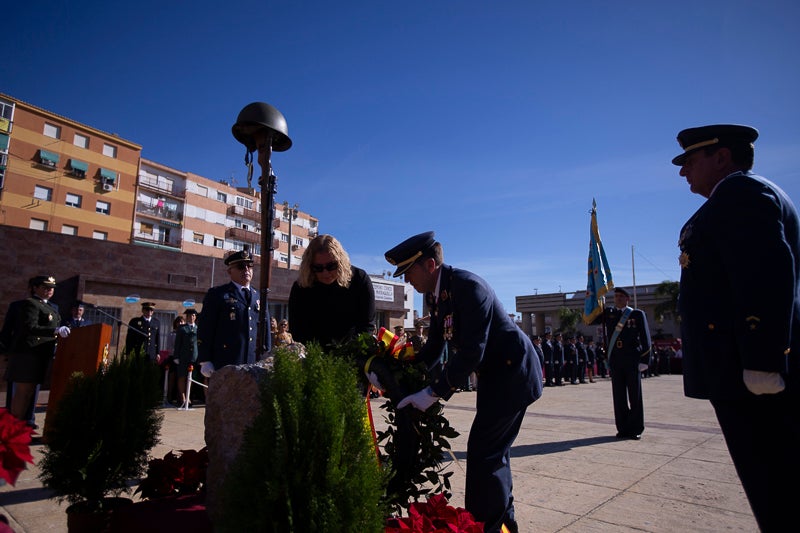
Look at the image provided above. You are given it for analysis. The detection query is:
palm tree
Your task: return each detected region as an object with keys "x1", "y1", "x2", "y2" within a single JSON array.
[
  {"x1": 558, "y1": 307, "x2": 583, "y2": 334},
  {"x1": 654, "y1": 281, "x2": 679, "y2": 324}
]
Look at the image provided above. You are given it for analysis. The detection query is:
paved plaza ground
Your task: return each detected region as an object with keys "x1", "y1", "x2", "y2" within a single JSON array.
[{"x1": 1, "y1": 373, "x2": 758, "y2": 532}]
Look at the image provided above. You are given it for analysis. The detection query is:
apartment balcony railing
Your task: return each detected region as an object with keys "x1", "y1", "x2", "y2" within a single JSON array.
[
  {"x1": 226, "y1": 226, "x2": 261, "y2": 243},
  {"x1": 137, "y1": 176, "x2": 185, "y2": 198},
  {"x1": 136, "y1": 201, "x2": 183, "y2": 223},
  {"x1": 132, "y1": 233, "x2": 182, "y2": 249},
  {"x1": 228, "y1": 204, "x2": 261, "y2": 222}
]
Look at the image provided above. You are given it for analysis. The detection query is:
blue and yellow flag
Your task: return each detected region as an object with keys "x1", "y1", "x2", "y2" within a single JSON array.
[{"x1": 583, "y1": 199, "x2": 614, "y2": 324}]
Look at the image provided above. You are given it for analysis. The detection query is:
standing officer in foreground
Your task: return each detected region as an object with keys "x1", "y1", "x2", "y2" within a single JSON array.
[
  {"x1": 601, "y1": 287, "x2": 651, "y2": 439},
  {"x1": 674, "y1": 124, "x2": 800, "y2": 531},
  {"x1": 385, "y1": 231, "x2": 543, "y2": 533},
  {"x1": 125, "y1": 302, "x2": 160, "y2": 360},
  {"x1": 6, "y1": 276, "x2": 70, "y2": 422},
  {"x1": 197, "y1": 249, "x2": 264, "y2": 377}
]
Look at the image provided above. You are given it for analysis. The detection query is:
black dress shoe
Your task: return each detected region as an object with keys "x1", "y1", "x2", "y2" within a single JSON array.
[
  {"x1": 615, "y1": 432, "x2": 626, "y2": 439},
  {"x1": 630, "y1": 434, "x2": 641, "y2": 440}
]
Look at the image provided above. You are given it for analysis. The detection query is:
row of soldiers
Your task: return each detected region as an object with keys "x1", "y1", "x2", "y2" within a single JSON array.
[{"x1": 532, "y1": 331, "x2": 607, "y2": 386}]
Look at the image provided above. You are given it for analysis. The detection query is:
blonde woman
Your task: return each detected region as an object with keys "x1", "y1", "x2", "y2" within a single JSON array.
[{"x1": 288, "y1": 234, "x2": 375, "y2": 347}]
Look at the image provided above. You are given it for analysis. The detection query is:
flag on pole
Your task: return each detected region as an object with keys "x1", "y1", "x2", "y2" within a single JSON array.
[{"x1": 583, "y1": 199, "x2": 614, "y2": 324}]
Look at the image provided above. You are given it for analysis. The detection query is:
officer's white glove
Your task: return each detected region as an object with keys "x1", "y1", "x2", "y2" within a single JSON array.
[
  {"x1": 638, "y1": 363, "x2": 648, "y2": 372},
  {"x1": 200, "y1": 361, "x2": 215, "y2": 378},
  {"x1": 397, "y1": 386, "x2": 439, "y2": 411},
  {"x1": 743, "y1": 369, "x2": 785, "y2": 395},
  {"x1": 56, "y1": 326, "x2": 71, "y2": 338},
  {"x1": 367, "y1": 371, "x2": 384, "y2": 392},
  {"x1": 172, "y1": 358, "x2": 180, "y2": 365}
]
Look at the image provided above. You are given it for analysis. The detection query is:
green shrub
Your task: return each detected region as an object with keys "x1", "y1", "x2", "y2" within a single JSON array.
[
  {"x1": 38, "y1": 354, "x2": 163, "y2": 512},
  {"x1": 217, "y1": 346, "x2": 387, "y2": 532}
]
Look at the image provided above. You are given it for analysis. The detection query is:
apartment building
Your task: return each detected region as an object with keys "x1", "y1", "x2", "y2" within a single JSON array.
[
  {"x1": 0, "y1": 93, "x2": 141, "y2": 242},
  {"x1": 0, "y1": 93, "x2": 408, "y2": 363}
]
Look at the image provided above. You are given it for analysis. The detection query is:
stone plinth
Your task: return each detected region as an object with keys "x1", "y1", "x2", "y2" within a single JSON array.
[{"x1": 203, "y1": 363, "x2": 269, "y2": 523}]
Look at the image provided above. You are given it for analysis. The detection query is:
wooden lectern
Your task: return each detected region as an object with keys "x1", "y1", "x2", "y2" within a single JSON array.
[{"x1": 44, "y1": 323, "x2": 112, "y2": 432}]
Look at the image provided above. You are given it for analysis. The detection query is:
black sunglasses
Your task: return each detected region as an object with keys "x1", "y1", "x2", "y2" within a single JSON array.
[{"x1": 311, "y1": 261, "x2": 338, "y2": 273}]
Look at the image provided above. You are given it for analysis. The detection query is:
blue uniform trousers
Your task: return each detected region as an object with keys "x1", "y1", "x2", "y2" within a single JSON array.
[
  {"x1": 466, "y1": 406, "x2": 526, "y2": 533},
  {"x1": 711, "y1": 391, "x2": 800, "y2": 532}
]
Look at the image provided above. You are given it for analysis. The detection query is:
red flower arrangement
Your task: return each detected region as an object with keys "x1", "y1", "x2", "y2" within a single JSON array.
[
  {"x1": 134, "y1": 447, "x2": 208, "y2": 500},
  {"x1": 385, "y1": 493, "x2": 483, "y2": 533},
  {"x1": 0, "y1": 407, "x2": 34, "y2": 486}
]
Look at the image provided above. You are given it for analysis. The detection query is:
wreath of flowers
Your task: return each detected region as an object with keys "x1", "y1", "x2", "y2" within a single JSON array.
[{"x1": 331, "y1": 330, "x2": 460, "y2": 513}]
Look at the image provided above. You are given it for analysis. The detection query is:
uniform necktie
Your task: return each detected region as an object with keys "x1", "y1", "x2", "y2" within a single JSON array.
[{"x1": 243, "y1": 287, "x2": 251, "y2": 307}]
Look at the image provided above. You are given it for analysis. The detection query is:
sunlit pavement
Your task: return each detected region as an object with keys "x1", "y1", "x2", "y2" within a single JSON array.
[{"x1": 1, "y1": 374, "x2": 756, "y2": 532}]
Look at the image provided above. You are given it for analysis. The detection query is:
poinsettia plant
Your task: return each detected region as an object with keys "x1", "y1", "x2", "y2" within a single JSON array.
[
  {"x1": 385, "y1": 493, "x2": 484, "y2": 533},
  {"x1": 331, "y1": 330, "x2": 459, "y2": 513},
  {"x1": 135, "y1": 447, "x2": 208, "y2": 500},
  {"x1": 0, "y1": 407, "x2": 34, "y2": 486}
]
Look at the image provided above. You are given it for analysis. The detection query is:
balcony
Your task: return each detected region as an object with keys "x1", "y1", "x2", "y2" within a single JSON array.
[
  {"x1": 137, "y1": 176, "x2": 185, "y2": 198},
  {"x1": 226, "y1": 226, "x2": 261, "y2": 244},
  {"x1": 136, "y1": 201, "x2": 183, "y2": 224},
  {"x1": 228, "y1": 204, "x2": 260, "y2": 221},
  {"x1": 132, "y1": 233, "x2": 182, "y2": 249}
]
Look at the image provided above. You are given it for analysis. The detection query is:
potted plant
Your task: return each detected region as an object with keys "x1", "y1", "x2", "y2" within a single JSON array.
[
  {"x1": 216, "y1": 345, "x2": 388, "y2": 532},
  {"x1": 38, "y1": 353, "x2": 163, "y2": 531}
]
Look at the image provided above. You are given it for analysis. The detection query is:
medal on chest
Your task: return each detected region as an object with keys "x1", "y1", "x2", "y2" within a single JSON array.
[{"x1": 443, "y1": 313, "x2": 453, "y2": 341}]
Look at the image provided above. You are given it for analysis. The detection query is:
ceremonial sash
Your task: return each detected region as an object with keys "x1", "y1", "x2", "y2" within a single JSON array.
[{"x1": 606, "y1": 307, "x2": 632, "y2": 363}]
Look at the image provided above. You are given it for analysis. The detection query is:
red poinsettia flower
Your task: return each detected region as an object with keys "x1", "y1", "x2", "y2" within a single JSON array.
[
  {"x1": 386, "y1": 493, "x2": 483, "y2": 533},
  {"x1": 0, "y1": 408, "x2": 34, "y2": 486}
]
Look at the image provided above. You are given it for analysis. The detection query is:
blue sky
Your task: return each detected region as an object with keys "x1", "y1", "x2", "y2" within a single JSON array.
[{"x1": 7, "y1": 1, "x2": 800, "y2": 315}]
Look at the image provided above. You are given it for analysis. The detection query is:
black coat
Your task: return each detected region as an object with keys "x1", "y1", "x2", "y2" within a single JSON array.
[{"x1": 679, "y1": 172, "x2": 800, "y2": 400}]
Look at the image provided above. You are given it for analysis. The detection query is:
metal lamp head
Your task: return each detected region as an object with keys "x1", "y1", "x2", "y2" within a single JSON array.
[{"x1": 231, "y1": 102, "x2": 292, "y2": 153}]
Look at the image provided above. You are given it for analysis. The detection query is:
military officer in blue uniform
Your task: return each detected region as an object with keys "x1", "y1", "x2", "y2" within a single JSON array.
[
  {"x1": 601, "y1": 287, "x2": 651, "y2": 439},
  {"x1": 197, "y1": 249, "x2": 264, "y2": 377},
  {"x1": 541, "y1": 331, "x2": 555, "y2": 386},
  {"x1": 125, "y1": 302, "x2": 161, "y2": 360},
  {"x1": 385, "y1": 231, "x2": 542, "y2": 533},
  {"x1": 674, "y1": 124, "x2": 800, "y2": 531}
]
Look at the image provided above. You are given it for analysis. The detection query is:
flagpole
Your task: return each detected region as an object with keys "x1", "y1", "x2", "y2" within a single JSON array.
[{"x1": 631, "y1": 245, "x2": 637, "y2": 309}]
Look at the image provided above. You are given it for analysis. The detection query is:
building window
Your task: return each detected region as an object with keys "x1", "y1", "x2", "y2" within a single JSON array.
[
  {"x1": 30, "y1": 218, "x2": 48, "y2": 231},
  {"x1": 217, "y1": 191, "x2": 227, "y2": 203},
  {"x1": 193, "y1": 232, "x2": 204, "y2": 244},
  {"x1": 43, "y1": 123, "x2": 61, "y2": 139},
  {"x1": 196, "y1": 184, "x2": 208, "y2": 197},
  {"x1": 34, "y1": 185, "x2": 53, "y2": 201},
  {"x1": 280, "y1": 233, "x2": 289, "y2": 243},
  {"x1": 140, "y1": 222, "x2": 154, "y2": 235},
  {"x1": 93, "y1": 230, "x2": 108, "y2": 240},
  {"x1": 96, "y1": 200, "x2": 110, "y2": 215},
  {"x1": 62, "y1": 224, "x2": 78, "y2": 235},
  {"x1": 74, "y1": 133, "x2": 89, "y2": 148},
  {"x1": 280, "y1": 254, "x2": 288, "y2": 264},
  {"x1": 236, "y1": 196, "x2": 254, "y2": 210},
  {"x1": 213, "y1": 238, "x2": 224, "y2": 248},
  {"x1": 294, "y1": 236, "x2": 303, "y2": 246},
  {"x1": 102, "y1": 143, "x2": 117, "y2": 158},
  {"x1": 65, "y1": 193, "x2": 82, "y2": 208}
]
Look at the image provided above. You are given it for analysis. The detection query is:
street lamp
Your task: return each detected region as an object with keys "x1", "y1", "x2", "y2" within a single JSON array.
[
  {"x1": 282, "y1": 201, "x2": 299, "y2": 269},
  {"x1": 231, "y1": 102, "x2": 292, "y2": 357}
]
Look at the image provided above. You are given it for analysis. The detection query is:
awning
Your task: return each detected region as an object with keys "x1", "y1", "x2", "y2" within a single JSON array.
[
  {"x1": 100, "y1": 168, "x2": 117, "y2": 182},
  {"x1": 0, "y1": 133, "x2": 8, "y2": 151},
  {"x1": 69, "y1": 159, "x2": 89, "y2": 172},
  {"x1": 40, "y1": 149, "x2": 60, "y2": 165},
  {"x1": 160, "y1": 220, "x2": 181, "y2": 229}
]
